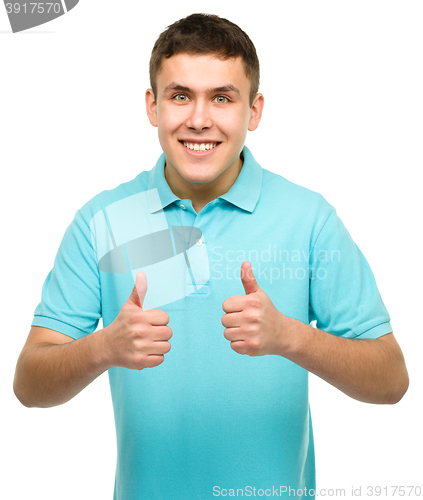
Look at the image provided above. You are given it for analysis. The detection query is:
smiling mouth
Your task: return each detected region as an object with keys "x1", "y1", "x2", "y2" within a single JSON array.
[{"x1": 180, "y1": 141, "x2": 220, "y2": 153}]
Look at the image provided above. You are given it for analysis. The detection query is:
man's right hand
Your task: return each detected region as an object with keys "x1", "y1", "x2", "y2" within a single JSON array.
[
  {"x1": 101, "y1": 272, "x2": 172, "y2": 370},
  {"x1": 14, "y1": 271, "x2": 171, "y2": 408}
]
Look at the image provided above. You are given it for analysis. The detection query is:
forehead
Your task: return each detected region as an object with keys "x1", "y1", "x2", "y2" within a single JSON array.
[{"x1": 156, "y1": 53, "x2": 249, "y2": 94}]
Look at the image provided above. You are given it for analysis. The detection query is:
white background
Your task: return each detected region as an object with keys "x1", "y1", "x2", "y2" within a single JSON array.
[{"x1": 1, "y1": 1, "x2": 422, "y2": 498}]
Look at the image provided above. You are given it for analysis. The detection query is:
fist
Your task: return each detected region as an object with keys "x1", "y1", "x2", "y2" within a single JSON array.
[
  {"x1": 221, "y1": 261, "x2": 287, "y2": 357},
  {"x1": 101, "y1": 272, "x2": 172, "y2": 370}
]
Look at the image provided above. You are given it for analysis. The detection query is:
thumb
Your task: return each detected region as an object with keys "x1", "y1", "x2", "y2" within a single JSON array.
[
  {"x1": 241, "y1": 261, "x2": 261, "y2": 295},
  {"x1": 128, "y1": 271, "x2": 148, "y2": 308}
]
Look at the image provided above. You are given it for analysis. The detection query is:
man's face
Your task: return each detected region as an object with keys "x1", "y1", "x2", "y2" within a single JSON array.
[{"x1": 146, "y1": 53, "x2": 263, "y2": 187}]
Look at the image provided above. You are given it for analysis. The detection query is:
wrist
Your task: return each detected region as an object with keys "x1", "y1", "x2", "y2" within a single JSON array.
[
  {"x1": 275, "y1": 314, "x2": 308, "y2": 359},
  {"x1": 91, "y1": 327, "x2": 115, "y2": 371}
]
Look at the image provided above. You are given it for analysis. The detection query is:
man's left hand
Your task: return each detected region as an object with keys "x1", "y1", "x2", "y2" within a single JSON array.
[{"x1": 221, "y1": 261, "x2": 291, "y2": 356}]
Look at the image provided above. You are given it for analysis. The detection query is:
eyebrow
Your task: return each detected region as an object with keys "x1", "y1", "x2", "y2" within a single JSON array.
[{"x1": 163, "y1": 82, "x2": 241, "y2": 97}]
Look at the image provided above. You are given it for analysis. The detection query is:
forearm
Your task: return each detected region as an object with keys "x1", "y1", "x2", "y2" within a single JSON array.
[
  {"x1": 13, "y1": 330, "x2": 110, "y2": 408},
  {"x1": 282, "y1": 318, "x2": 409, "y2": 404}
]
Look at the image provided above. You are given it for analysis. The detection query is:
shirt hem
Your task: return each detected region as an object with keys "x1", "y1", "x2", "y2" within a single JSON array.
[
  {"x1": 31, "y1": 316, "x2": 90, "y2": 340},
  {"x1": 350, "y1": 322, "x2": 393, "y2": 340}
]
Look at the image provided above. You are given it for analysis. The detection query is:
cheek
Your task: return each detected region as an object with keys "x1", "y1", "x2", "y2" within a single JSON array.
[
  {"x1": 219, "y1": 109, "x2": 250, "y2": 137},
  {"x1": 158, "y1": 116, "x2": 173, "y2": 135},
  {"x1": 157, "y1": 106, "x2": 184, "y2": 137}
]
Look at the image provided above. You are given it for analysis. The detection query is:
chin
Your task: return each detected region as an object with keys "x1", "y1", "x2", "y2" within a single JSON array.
[
  {"x1": 181, "y1": 172, "x2": 217, "y2": 184},
  {"x1": 172, "y1": 162, "x2": 220, "y2": 183}
]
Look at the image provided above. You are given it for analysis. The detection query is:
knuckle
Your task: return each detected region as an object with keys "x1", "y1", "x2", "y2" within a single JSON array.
[
  {"x1": 247, "y1": 338, "x2": 260, "y2": 351},
  {"x1": 128, "y1": 310, "x2": 143, "y2": 326},
  {"x1": 247, "y1": 310, "x2": 260, "y2": 323},
  {"x1": 132, "y1": 326, "x2": 148, "y2": 340},
  {"x1": 248, "y1": 296, "x2": 261, "y2": 308},
  {"x1": 133, "y1": 353, "x2": 148, "y2": 369}
]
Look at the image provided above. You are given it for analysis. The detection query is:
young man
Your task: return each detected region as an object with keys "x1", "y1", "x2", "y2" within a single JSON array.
[{"x1": 14, "y1": 13, "x2": 408, "y2": 500}]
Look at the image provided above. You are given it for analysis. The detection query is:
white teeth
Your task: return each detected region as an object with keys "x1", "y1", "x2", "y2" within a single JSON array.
[{"x1": 183, "y1": 142, "x2": 218, "y2": 152}]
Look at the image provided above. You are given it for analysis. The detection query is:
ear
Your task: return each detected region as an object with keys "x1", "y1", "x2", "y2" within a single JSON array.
[
  {"x1": 248, "y1": 93, "x2": 264, "y2": 132},
  {"x1": 145, "y1": 88, "x2": 158, "y2": 127}
]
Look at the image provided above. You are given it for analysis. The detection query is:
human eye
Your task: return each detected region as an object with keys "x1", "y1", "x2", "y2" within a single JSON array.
[
  {"x1": 214, "y1": 95, "x2": 229, "y2": 104},
  {"x1": 173, "y1": 94, "x2": 190, "y2": 102}
]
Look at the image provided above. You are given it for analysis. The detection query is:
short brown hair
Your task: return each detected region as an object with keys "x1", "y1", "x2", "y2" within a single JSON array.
[{"x1": 149, "y1": 13, "x2": 260, "y2": 107}]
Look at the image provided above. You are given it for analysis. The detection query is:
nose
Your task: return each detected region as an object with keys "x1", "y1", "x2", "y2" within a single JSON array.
[{"x1": 185, "y1": 100, "x2": 213, "y2": 131}]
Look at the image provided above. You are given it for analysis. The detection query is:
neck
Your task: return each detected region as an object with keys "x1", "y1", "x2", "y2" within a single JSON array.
[{"x1": 164, "y1": 155, "x2": 243, "y2": 213}]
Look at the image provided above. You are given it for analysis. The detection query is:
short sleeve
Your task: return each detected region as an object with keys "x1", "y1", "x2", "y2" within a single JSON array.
[
  {"x1": 32, "y1": 209, "x2": 101, "y2": 340},
  {"x1": 309, "y1": 208, "x2": 392, "y2": 340}
]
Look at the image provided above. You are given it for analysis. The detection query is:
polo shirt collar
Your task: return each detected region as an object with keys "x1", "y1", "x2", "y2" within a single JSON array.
[
  {"x1": 147, "y1": 145, "x2": 262, "y2": 214},
  {"x1": 147, "y1": 153, "x2": 180, "y2": 213},
  {"x1": 219, "y1": 146, "x2": 262, "y2": 213}
]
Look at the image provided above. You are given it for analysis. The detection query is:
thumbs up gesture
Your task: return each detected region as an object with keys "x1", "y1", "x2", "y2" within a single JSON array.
[
  {"x1": 101, "y1": 272, "x2": 172, "y2": 370},
  {"x1": 221, "y1": 261, "x2": 288, "y2": 357}
]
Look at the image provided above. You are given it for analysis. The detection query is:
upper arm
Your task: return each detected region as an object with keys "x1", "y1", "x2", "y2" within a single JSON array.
[
  {"x1": 32, "y1": 209, "x2": 102, "y2": 339},
  {"x1": 376, "y1": 332, "x2": 407, "y2": 365},
  {"x1": 23, "y1": 326, "x2": 75, "y2": 349},
  {"x1": 376, "y1": 332, "x2": 409, "y2": 396},
  {"x1": 308, "y1": 208, "x2": 392, "y2": 339},
  {"x1": 376, "y1": 332, "x2": 400, "y2": 349}
]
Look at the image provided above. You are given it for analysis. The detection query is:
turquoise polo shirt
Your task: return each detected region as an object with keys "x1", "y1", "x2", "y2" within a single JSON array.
[{"x1": 32, "y1": 146, "x2": 392, "y2": 499}]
